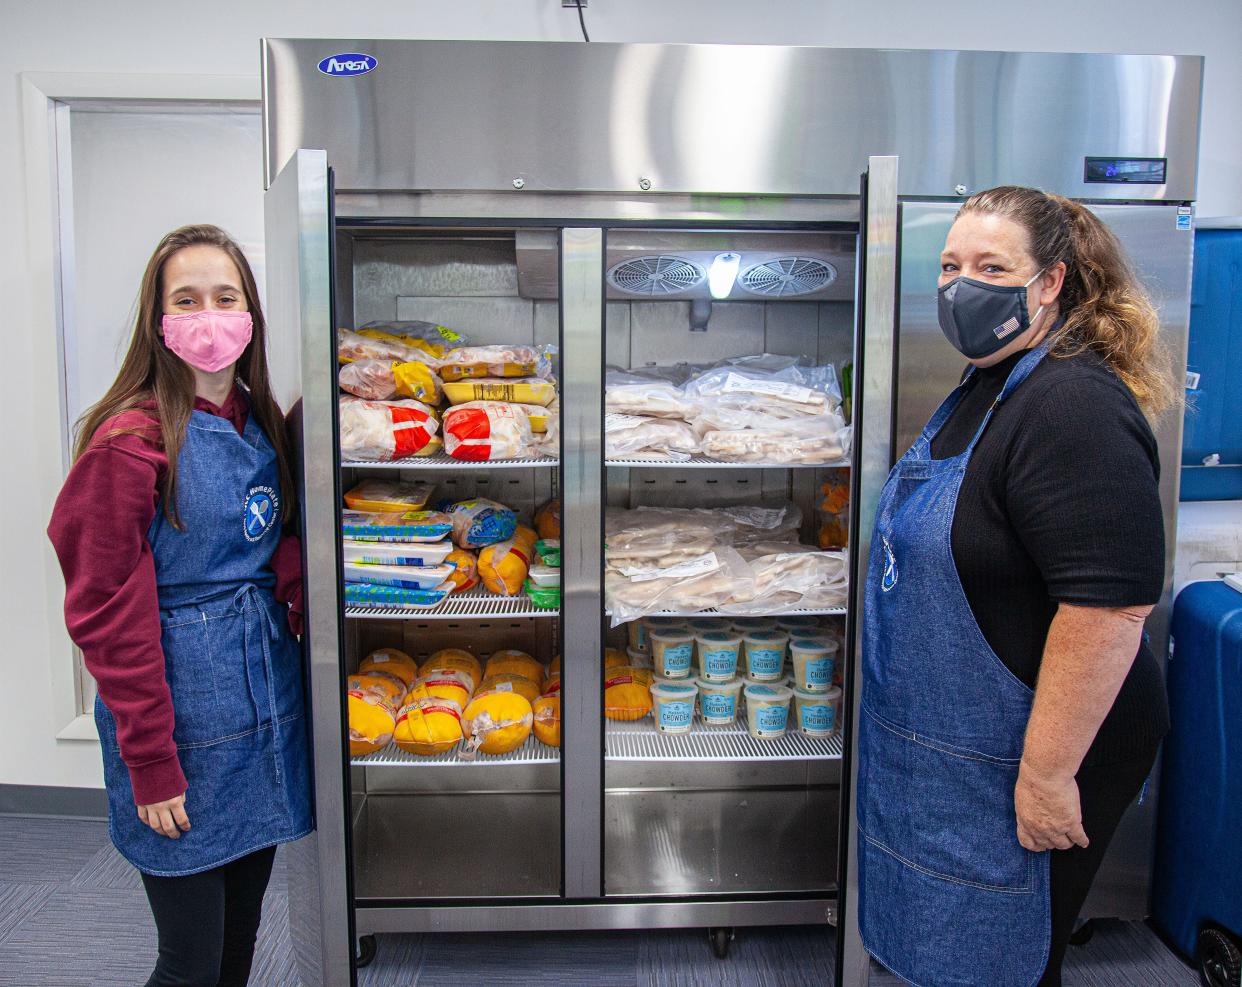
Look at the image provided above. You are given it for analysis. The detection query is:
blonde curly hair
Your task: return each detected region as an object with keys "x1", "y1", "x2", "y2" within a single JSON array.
[{"x1": 958, "y1": 186, "x2": 1177, "y2": 417}]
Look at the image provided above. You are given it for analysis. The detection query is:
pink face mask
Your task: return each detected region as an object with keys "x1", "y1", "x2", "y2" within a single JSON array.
[{"x1": 161, "y1": 310, "x2": 254, "y2": 373}]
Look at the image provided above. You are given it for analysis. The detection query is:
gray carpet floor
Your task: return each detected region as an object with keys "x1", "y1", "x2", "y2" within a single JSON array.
[{"x1": 0, "y1": 814, "x2": 1199, "y2": 986}]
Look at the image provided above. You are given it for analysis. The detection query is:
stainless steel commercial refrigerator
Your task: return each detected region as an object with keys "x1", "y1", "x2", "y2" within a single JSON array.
[{"x1": 260, "y1": 39, "x2": 1202, "y2": 986}]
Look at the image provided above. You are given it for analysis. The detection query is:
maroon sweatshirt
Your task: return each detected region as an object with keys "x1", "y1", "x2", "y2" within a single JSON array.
[{"x1": 47, "y1": 388, "x2": 303, "y2": 806}]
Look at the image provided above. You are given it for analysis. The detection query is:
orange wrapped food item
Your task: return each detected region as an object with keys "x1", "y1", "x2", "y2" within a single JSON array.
[
  {"x1": 346, "y1": 691, "x2": 398, "y2": 757},
  {"x1": 484, "y1": 649, "x2": 544, "y2": 690},
  {"x1": 543, "y1": 672, "x2": 561, "y2": 695},
  {"x1": 478, "y1": 526, "x2": 537, "y2": 596},
  {"x1": 532, "y1": 694, "x2": 561, "y2": 748},
  {"x1": 548, "y1": 654, "x2": 561, "y2": 677},
  {"x1": 442, "y1": 548, "x2": 480, "y2": 593},
  {"x1": 603, "y1": 647, "x2": 629, "y2": 670},
  {"x1": 393, "y1": 697, "x2": 463, "y2": 756},
  {"x1": 347, "y1": 672, "x2": 407, "y2": 708},
  {"x1": 405, "y1": 671, "x2": 473, "y2": 711},
  {"x1": 462, "y1": 692, "x2": 534, "y2": 755},
  {"x1": 604, "y1": 666, "x2": 654, "y2": 721},
  {"x1": 474, "y1": 673, "x2": 541, "y2": 705},
  {"x1": 359, "y1": 648, "x2": 420, "y2": 688},
  {"x1": 534, "y1": 498, "x2": 561, "y2": 540}
]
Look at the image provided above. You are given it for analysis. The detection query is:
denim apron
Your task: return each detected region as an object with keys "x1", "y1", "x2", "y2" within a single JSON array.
[
  {"x1": 858, "y1": 343, "x2": 1051, "y2": 986},
  {"x1": 95, "y1": 409, "x2": 313, "y2": 877}
]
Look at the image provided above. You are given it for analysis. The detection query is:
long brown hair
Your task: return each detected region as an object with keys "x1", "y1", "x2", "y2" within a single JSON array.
[
  {"x1": 956, "y1": 186, "x2": 1176, "y2": 416},
  {"x1": 73, "y1": 225, "x2": 297, "y2": 530}
]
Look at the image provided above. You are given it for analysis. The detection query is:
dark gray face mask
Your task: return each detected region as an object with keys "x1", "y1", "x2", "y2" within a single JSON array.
[{"x1": 937, "y1": 269, "x2": 1044, "y2": 360}]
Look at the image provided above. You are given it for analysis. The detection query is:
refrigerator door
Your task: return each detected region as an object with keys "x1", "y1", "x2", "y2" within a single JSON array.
[
  {"x1": 264, "y1": 148, "x2": 353, "y2": 987},
  {"x1": 839, "y1": 155, "x2": 902, "y2": 987},
  {"x1": 892, "y1": 200, "x2": 1193, "y2": 922}
]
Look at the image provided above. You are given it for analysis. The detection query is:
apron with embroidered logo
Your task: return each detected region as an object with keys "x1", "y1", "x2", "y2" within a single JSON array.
[
  {"x1": 95, "y1": 409, "x2": 312, "y2": 877},
  {"x1": 858, "y1": 343, "x2": 1052, "y2": 986}
]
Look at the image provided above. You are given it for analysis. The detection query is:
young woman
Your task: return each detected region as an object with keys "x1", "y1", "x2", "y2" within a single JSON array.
[
  {"x1": 48, "y1": 225, "x2": 312, "y2": 987},
  {"x1": 858, "y1": 187, "x2": 1173, "y2": 986}
]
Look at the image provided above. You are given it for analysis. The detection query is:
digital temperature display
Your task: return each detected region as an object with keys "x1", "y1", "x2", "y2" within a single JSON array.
[{"x1": 1084, "y1": 157, "x2": 1167, "y2": 184}]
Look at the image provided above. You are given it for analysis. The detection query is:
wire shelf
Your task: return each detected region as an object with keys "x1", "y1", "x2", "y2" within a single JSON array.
[
  {"x1": 608, "y1": 605, "x2": 848, "y2": 619},
  {"x1": 606, "y1": 455, "x2": 849, "y2": 470},
  {"x1": 342, "y1": 453, "x2": 558, "y2": 470},
  {"x1": 353, "y1": 733, "x2": 559, "y2": 767},
  {"x1": 347, "y1": 589, "x2": 559, "y2": 620},
  {"x1": 606, "y1": 716, "x2": 843, "y2": 761}
]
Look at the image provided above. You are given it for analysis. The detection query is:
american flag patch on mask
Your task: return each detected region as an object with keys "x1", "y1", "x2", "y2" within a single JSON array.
[{"x1": 993, "y1": 315, "x2": 1022, "y2": 339}]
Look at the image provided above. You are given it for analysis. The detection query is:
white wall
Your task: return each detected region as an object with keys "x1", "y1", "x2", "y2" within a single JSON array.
[{"x1": 4, "y1": 0, "x2": 1239, "y2": 792}]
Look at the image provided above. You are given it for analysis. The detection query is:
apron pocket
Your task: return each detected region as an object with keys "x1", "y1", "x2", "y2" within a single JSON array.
[
  {"x1": 163, "y1": 613, "x2": 259, "y2": 746},
  {"x1": 859, "y1": 706, "x2": 1035, "y2": 893}
]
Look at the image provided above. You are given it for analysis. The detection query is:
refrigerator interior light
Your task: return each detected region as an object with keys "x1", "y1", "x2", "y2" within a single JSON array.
[{"x1": 708, "y1": 252, "x2": 742, "y2": 299}]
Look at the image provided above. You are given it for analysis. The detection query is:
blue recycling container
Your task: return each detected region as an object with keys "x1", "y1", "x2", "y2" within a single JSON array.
[{"x1": 1152, "y1": 580, "x2": 1242, "y2": 957}]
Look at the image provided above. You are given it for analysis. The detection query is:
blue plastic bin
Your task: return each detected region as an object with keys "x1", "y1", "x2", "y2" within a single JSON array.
[{"x1": 1153, "y1": 580, "x2": 1242, "y2": 961}]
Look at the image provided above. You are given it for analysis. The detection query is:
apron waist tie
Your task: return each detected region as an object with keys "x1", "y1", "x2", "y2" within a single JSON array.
[{"x1": 233, "y1": 584, "x2": 284, "y2": 782}]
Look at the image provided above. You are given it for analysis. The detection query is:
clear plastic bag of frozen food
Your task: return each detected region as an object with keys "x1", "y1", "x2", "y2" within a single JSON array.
[
  {"x1": 604, "y1": 545, "x2": 755, "y2": 627},
  {"x1": 604, "y1": 508, "x2": 734, "y2": 563},
  {"x1": 604, "y1": 367, "x2": 699, "y2": 420},
  {"x1": 686, "y1": 355, "x2": 842, "y2": 427},
  {"x1": 438, "y1": 344, "x2": 556, "y2": 381},
  {"x1": 357, "y1": 320, "x2": 468, "y2": 359},
  {"x1": 338, "y1": 359, "x2": 444, "y2": 405},
  {"x1": 716, "y1": 502, "x2": 803, "y2": 544},
  {"x1": 721, "y1": 545, "x2": 848, "y2": 613},
  {"x1": 604, "y1": 414, "x2": 700, "y2": 460},
  {"x1": 337, "y1": 328, "x2": 439, "y2": 367},
  {"x1": 699, "y1": 410, "x2": 849, "y2": 465},
  {"x1": 439, "y1": 498, "x2": 519, "y2": 549},
  {"x1": 339, "y1": 397, "x2": 440, "y2": 462}
]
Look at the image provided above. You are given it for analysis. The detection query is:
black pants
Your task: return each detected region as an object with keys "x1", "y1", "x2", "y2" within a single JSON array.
[
  {"x1": 140, "y1": 845, "x2": 276, "y2": 987},
  {"x1": 1037, "y1": 750, "x2": 1158, "y2": 986}
]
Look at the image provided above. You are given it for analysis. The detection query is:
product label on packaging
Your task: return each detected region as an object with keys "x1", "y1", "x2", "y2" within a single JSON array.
[
  {"x1": 623, "y1": 552, "x2": 720, "y2": 582},
  {"x1": 721, "y1": 373, "x2": 816, "y2": 404},
  {"x1": 800, "y1": 703, "x2": 835, "y2": 734},
  {"x1": 657, "y1": 700, "x2": 694, "y2": 731},
  {"x1": 805, "y1": 656, "x2": 834, "y2": 687},
  {"x1": 659, "y1": 643, "x2": 694, "y2": 675},
  {"x1": 702, "y1": 648, "x2": 739, "y2": 678},
  {"x1": 604, "y1": 413, "x2": 650, "y2": 432},
  {"x1": 753, "y1": 704, "x2": 789, "y2": 736},
  {"x1": 747, "y1": 647, "x2": 784, "y2": 678},
  {"x1": 701, "y1": 693, "x2": 737, "y2": 722}
]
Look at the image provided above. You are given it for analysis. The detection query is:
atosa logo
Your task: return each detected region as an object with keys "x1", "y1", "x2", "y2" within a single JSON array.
[{"x1": 317, "y1": 53, "x2": 377, "y2": 77}]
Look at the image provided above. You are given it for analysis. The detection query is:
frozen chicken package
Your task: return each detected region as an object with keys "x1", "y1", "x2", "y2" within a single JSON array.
[
  {"x1": 442, "y1": 401, "x2": 539, "y2": 461},
  {"x1": 338, "y1": 358, "x2": 443, "y2": 405},
  {"x1": 356, "y1": 320, "x2": 467, "y2": 359},
  {"x1": 722, "y1": 543, "x2": 849, "y2": 613},
  {"x1": 336, "y1": 328, "x2": 440, "y2": 368},
  {"x1": 339, "y1": 397, "x2": 440, "y2": 462},
  {"x1": 684, "y1": 354, "x2": 842, "y2": 424},
  {"x1": 441, "y1": 376, "x2": 557, "y2": 407},
  {"x1": 440, "y1": 498, "x2": 518, "y2": 549},
  {"x1": 604, "y1": 366, "x2": 699, "y2": 420},
  {"x1": 699, "y1": 413, "x2": 850, "y2": 465},
  {"x1": 604, "y1": 413, "x2": 700, "y2": 460},
  {"x1": 438, "y1": 344, "x2": 555, "y2": 382},
  {"x1": 604, "y1": 545, "x2": 755, "y2": 627}
]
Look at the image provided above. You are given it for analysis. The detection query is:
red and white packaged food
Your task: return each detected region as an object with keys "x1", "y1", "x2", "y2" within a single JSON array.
[
  {"x1": 442, "y1": 401, "x2": 538, "y2": 461},
  {"x1": 339, "y1": 397, "x2": 440, "y2": 462}
]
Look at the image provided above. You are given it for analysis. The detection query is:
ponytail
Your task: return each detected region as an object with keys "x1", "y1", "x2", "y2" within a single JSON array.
[{"x1": 957, "y1": 187, "x2": 1177, "y2": 418}]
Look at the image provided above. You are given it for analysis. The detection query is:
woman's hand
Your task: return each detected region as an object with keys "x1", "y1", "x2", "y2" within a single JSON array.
[
  {"x1": 137, "y1": 794, "x2": 191, "y2": 839},
  {"x1": 1014, "y1": 760, "x2": 1088, "y2": 852}
]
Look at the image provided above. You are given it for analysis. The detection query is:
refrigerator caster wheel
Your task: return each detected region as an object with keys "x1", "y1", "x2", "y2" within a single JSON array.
[
  {"x1": 356, "y1": 934, "x2": 378, "y2": 969},
  {"x1": 1069, "y1": 919, "x2": 1095, "y2": 947},
  {"x1": 1198, "y1": 926, "x2": 1242, "y2": 987},
  {"x1": 709, "y1": 927, "x2": 735, "y2": 959}
]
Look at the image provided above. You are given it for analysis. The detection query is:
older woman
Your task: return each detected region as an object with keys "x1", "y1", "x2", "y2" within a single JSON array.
[{"x1": 858, "y1": 186, "x2": 1172, "y2": 987}]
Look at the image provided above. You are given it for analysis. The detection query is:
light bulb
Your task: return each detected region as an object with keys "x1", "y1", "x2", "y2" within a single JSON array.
[{"x1": 708, "y1": 252, "x2": 741, "y2": 300}]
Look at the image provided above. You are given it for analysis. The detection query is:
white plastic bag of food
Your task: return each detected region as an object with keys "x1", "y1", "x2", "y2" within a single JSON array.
[
  {"x1": 605, "y1": 367, "x2": 699, "y2": 420},
  {"x1": 722, "y1": 545, "x2": 848, "y2": 613},
  {"x1": 686, "y1": 355, "x2": 841, "y2": 427},
  {"x1": 438, "y1": 344, "x2": 555, "y2": 381},
  {"x1": 604, "y1": 545, "x2": 755, "y2": 627},
  {"x1": 699, "y1": 410, "x2": 849, "y2": 465},
  {"x1": 338, "y1": 359, "x2": 443, "y2": 405},
  {"x1": 339, "y1": 398, "x2": 440, "y2": 462},
  {"x1": 604, "y1": 414, "x2": 700, "y2": 460},
  {"x1": 604, "y1": 508, "x2": 734, "y2": 563},
  {"x1": 442, "y1": 401, "x2": 538, "y2": 461}
]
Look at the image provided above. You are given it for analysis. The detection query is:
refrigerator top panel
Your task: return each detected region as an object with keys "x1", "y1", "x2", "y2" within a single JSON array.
[{"x1": 262, "y1": 40, "x2": 1201, "y2": 202}]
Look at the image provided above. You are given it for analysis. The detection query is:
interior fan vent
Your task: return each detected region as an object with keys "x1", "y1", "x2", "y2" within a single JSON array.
[
  {"x1": 607, "y1": 255, "x2": 705, "y2": 296},
  {"x1": 739, "y1": 257, "x2": 838, "y2": 297}
]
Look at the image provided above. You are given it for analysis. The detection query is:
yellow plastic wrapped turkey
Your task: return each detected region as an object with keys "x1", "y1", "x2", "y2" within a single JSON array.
[
  {"x1": 462, "y1": 692, "x2": 534, "y2": 755},
  {"x1": 346, "y1": 690, "x2": 398, "y2": 757},
  {"x1": 534, "y1": 498, "x2": 561, "y2": 540},
  {"x1": 484, "y1": 649, "x2": 544, "y2": 690},
  {"x1": 393, "y1": 697, "x2": 464, "y2": 756},
  {"x1": 604, "y1": 666, "x2": 654, "y2": 721},
  {"x1": 532, "y1": 694, "x2": 561, "y2": 748},
  {"x1": 420, "y1": 649, "x2": 482, "y2": 691},
  {"x1": 359, "y1": 648, "x2": 420, "y2": 688},
  {"x1": 474, "y1": 673, "x2": 541, "y2": 705},
  {"x1": 478, "y1": 526, "x2": 537, "y2": 596},
  {"x1": 405, "y1": 671, "x2": 473, "y2": 711},
  {"x1": 347, "y1": 672, "x2": 406, "y2": 708}
]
